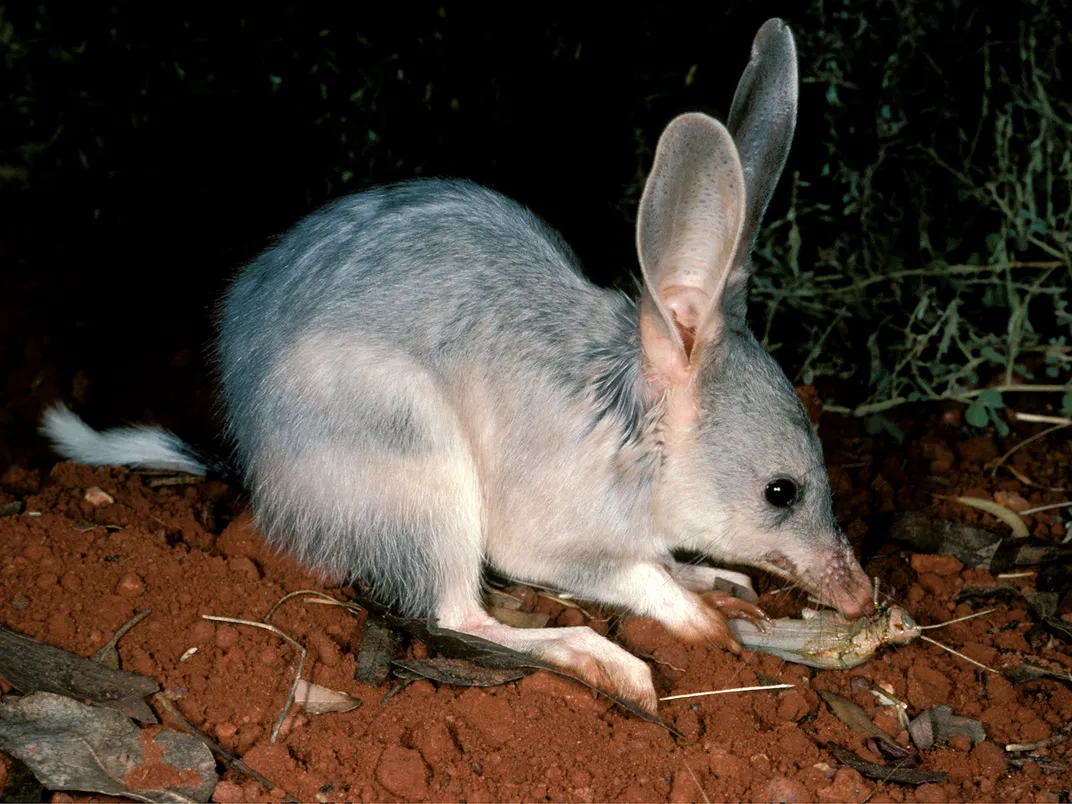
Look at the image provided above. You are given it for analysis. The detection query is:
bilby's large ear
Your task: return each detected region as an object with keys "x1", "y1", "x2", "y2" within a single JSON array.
[
  {"x1": 636, "y1": 113, "x2": 745, "y2": 385},
  {"x1": 728, "y1": 18, "x2": 799, "y2": 251}
]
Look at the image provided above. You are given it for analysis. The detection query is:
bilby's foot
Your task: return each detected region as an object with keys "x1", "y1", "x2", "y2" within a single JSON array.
[{"x1": 444, "y1": 610, "x2": 659, "y2": 715}]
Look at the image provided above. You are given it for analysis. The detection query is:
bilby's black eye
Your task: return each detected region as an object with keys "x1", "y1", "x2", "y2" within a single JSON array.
[{"x1": 765, "y1": 478, "x2": 798, "y2": 508}]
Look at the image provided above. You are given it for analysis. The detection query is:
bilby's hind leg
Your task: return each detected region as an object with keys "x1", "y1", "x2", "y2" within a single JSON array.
[
  {"x1": 437, "y1": 606, "x2": 658, "y2": 714},
  {"x1": 429, "y1": 486, "x2": 659, "y2": 712},
  {"x1": 249, "y1": 336, "x2": 489, "y2": 618},
  {"x1": 259, "y1": 336, "x2": 660, "y2": 711}
]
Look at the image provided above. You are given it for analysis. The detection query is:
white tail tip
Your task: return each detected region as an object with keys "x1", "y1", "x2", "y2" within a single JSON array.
[{"x1": 40, "y1": 404, "x2": 207, "y2": 475}]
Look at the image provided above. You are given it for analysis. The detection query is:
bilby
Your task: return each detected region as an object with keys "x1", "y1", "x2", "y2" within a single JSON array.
[{"x1": 42, "y1": 18, "x2": 873, "y2": 713}]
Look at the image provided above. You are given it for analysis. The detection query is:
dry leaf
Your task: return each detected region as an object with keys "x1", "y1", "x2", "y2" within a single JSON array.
[
  {"x1": 818, "y1": 690, "x2": 900, "y2": 745},
  {"x1": 879, "y1": 512, "x2": 1002, "y2": 569},
  {"x1": 1004, "y1": 663, "x2": 1072, "y2": 685},
  {"x1": 1004, "y1": 465, "x2": 1049, "y2": 490},
  {"x1": 908, "y1": 705, "x2": 986, "y2": 750},
  {"x1": 294, "y1": 679, "x2": 363, "y2": 714},
  {"x1": 488, "y1": 607, "x2": 550, "y2": 629},
  {"x1": 827, "y1": 744, "x2": 946, "y2": 785},
  {"x1": 941, "y1": 495, "x2": 1030, "y2": 538},
  {"x1": 0, "y1": 625, "x2": 159, "y2": 723},
  {"x1": 91, "y1": 609, "x2": 152, "y2": 670},
  {"x1": 486, "y1": 589, "x2": 524, "y2": 611},
  {"x1": 355, "y1": 616, "x2": 399, "y2": 687},
  {"x1": 0, "y1": 692, "x2": 216, "y2": 802},
  {"x1": 393, "y1": 657, "x2": 533, "y2": 687},
  {"x1": 352, "y1": 593, "x2": 672, "y2": 728}
]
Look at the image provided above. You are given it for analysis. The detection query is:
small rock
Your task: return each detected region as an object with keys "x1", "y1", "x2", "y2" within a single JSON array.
[
  {"x1": 115, "y1": 573, "x2": 146, "y2": 598},
  {"x1": 940, "y1": 405, "x2": 963, "y2": 426},
  {"x1": 910, "y1": 554, "x2": 964, "y2": 576},
  {"x1": 375, "y1": 745, "x2": 429, "y2": 800},
  {"x1": 993, "y1": 490, "x2": 1031, "y2": 513},
  {"x1": 907, "y1": 664, "x2": 952, "y2": 710},
  {"x1": 227, "y1": 556, "x2": 260, "y2": 581},
  {"x1": 817, "y1": 767, "x2": 869, "y2": 803},
  {"x1": 556, "y1": 607, "x2": 585, "y2": 627},
  {"x1": 767, "y1": 776, "x2": 808, "y2": 803},
  {"x1": 60, "y1": 572, "x2": 83, "y2": 593},
  {"x1": 454, "y1": 688, "x2": 517, "y2": 747},
  {"x1": 619, "y1": 617, "x2": 672, "y2": 656},
  {"x1": 258, "y1": 645, "x2": 279, "y2": 666},
  {"x1": 914, "y1": 783, "x2": 948, "y2": 803},
  {"x1": 189, "y1": 619, "x2": 215, "y2": 644},
  {"x1": 416, "y1": 721, "x2": 458, "y2": 765},
  {"x1": 10, "y1": 592, "x2": 30, "y2": 610},
  {"x1": 971, "y1": 741, "x2": 1007, "y2": 776},
  {"x1": 776, "y1": 690, "x2": 809, "y2": 722},
  {"x1": 308, "y1": 631, "x2": 341, "y2": 667},
  {"x1": 84, "y1": 486, "x2": 115, "y2": 506},
  {"x1": 917, "y1": 572, "x2": 955, "y2": 597},
  {"x1": 920, "y1": 437, "x2": 955, "y2": 473},
  {"x1": 669, "y1": 768, "x2": 703, "y2": 803},
  {"x1": 518, "y1": 671, "x2": 612, "y2": 714},
  {"x1": 949, "y1": 734, "x2": 972, "y2": 752},
  {"x1": 214, "y1": 625, "x2": 239, "y2": 650},
  {"x1": 873, "y1": 708, "x2": 901, "y2": 739},
  {"x1": 211, "y1": 780, "x2": 245, "y2": 803}
]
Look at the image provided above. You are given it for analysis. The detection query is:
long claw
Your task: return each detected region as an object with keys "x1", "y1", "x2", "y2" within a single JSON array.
[{"x1": 702, "y1": 590, "x2": 771, "y2": 628}]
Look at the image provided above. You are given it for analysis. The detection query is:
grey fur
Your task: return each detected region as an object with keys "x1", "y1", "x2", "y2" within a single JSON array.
[{"x1": 41, "y1": 19, "x2": 870, "y2": 711}]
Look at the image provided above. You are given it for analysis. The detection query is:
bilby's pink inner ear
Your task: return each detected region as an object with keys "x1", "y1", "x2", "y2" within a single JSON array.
[{"x1": 635, "y1": 113, "x2": 746, "y2": 385}]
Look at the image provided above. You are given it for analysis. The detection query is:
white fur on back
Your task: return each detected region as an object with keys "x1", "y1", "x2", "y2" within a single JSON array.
[{"x1": 40, "y1": 405, "x2": 206, "y2": 475}]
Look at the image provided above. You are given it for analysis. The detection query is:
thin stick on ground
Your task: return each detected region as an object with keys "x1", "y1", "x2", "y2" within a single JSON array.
[
  {"x1": 1012, "y1": 412, "x2": 1072, "y2": 426},
  {"x1": 202, "y1": 615, "x2": 307, "y2": 742},
  {"x1": 1006, "y1": 723, "x2": 1072, "y2": 753},
  {"x1": 91, "y1": 608, "x2": 152, "y2": 666},
  {"x1": 660, "y1": 683, "x2": 793, "y2": 702},
  {"x1": 992, "y1": 421, "x2": 1071, "y2": 478},
  {"x1": 263, "y1": 589, "x2": 353, "y2": 622},
  {"x1": 1020, "y1": 501, "x2": 1072, "y2": 516},
  {"x1": 680, "y1": 757, "x2": 711, "y2": 804}
]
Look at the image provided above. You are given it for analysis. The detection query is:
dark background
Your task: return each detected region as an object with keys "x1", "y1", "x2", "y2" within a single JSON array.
[{"x1": 0, "y1": 2, "x2": 1064, "y2": 472}]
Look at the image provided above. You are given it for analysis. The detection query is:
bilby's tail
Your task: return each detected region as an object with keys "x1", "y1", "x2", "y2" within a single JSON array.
[{"x1": 40, "y1": 404, "x2": 213, "y2": 476}]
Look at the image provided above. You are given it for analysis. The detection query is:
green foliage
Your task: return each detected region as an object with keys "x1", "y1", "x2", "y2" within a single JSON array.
[
  {"x1": 864, "y1": 413, "x2": 905, "y2": 444},
  {"x1": 965, "y1": 390, "x2": 1009, "y2": 437},
  {"x1": 752, "y1": 0, "x2": 1071, "y2": 428}
]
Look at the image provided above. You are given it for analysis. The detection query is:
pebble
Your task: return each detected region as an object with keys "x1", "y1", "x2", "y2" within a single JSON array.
[
  {"x1": 993, "y1": 490, "x2": 1031, "y2": 512},
  {"x1": 115, "y1": 573, "x2": 146, "y2": 598},
  {"x1": 910, "y1": 554, "x2": 964, "y2": 576},
  {"x1": 214, "y1": 624, "x2": 239, "y2": 650},
  {"x1": 84, "y1": 486, "x2": 115, "y2": 506},
  {"x1": 375, "y1": 745, "x2": 429, "y2": 800}
]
